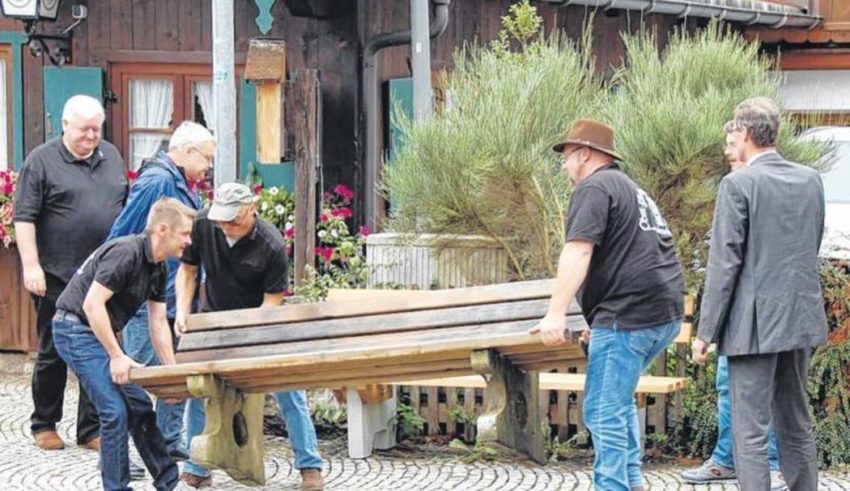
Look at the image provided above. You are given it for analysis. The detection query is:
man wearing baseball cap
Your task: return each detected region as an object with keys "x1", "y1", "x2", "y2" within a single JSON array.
[
  {"x1": 529, "y1": 120, "x2": 685, "y2": 490},
  {"x1": 174, "y1": 182, "x2": 325, "y2": 490}
]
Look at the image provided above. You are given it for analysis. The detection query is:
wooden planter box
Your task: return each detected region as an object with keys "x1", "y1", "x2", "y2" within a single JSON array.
[{"x1": 0, "y1": 246, "x2": 37, "y2": 352}]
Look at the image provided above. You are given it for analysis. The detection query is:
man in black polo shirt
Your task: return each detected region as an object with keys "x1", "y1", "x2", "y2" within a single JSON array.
[
  {"x1": 52, "y1": 198, "x2": 195, "y2": 491},
  {"x1": 529, "y1": 120, "x2": 685, "y2": 490},
  {"x1": 174, "y1": 183, "x2": 325, "y2": 490},
  {"x1": 14, "y1": 94, "x2": 127, "y2": 451}
]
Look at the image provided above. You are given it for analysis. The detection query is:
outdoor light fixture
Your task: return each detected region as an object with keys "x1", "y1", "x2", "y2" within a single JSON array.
[{"x1": 0, "y1": 0, "x2": 87, "y2": 65}]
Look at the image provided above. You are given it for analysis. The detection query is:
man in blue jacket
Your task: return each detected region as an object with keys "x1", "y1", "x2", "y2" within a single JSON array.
[{"x1": 107, "y1": 121, "x2": 215, "y2": 462}]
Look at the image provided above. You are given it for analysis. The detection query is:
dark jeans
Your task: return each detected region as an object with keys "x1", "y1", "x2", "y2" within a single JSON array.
[
  {"x1": 53, "y1": 315, "x2": 178, "y2": 491},
  {"x1": 30, "y1": 273, "x2": 99, "y2": 444}
]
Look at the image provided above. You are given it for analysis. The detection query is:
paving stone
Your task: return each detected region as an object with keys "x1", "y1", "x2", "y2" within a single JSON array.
[{"x1": 1, "y1": 367, "x2": 849, "y2": 490}]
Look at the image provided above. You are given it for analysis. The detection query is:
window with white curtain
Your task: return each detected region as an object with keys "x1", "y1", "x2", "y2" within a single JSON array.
[
  {"x1": 128, "y1": 79, "x2": 173, "y2": 170},
  {"x1": 193, "y1": 81, "x2": 215, "y2": 131}
]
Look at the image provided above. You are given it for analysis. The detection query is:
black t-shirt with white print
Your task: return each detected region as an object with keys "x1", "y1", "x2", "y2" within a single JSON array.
[{"x1": 566, "y1": 164, "x2": 685, "y2": 329}]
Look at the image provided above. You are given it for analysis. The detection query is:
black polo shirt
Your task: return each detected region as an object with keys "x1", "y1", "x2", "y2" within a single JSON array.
[
  {"x1": 181, "y1": 209, "x2": 289, "y2": 312},
  {"x1": 13, "y1": 137, "x2": 127, "y2": 283},
  {"x1": 56, "y1": 234, "x2": 166, "y2": 333}
]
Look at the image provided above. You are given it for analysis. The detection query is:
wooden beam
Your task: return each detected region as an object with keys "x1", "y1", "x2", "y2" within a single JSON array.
[
  {"x1": 255, "y1": 82, "x2": 282, "y2": 163},
  {"x1": 287, "y1": 69, "x2": 320, "y2": 286}
]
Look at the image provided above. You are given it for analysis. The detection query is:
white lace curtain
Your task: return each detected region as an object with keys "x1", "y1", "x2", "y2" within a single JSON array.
[
  {"x1": 194, "y1": 81, "x2": 216, "y2": 132},
  {"x1": 0, "y1": 59, "x2": 7, "y2": 169},
  {"x1": 129, "y1": 79, "x2": 173, "y2": 170}
]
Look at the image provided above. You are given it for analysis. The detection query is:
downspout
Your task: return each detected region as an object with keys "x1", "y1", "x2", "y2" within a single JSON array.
[
  {"x1": 545, "y1": 0, "x2": 821, "y2": 29},
  {"x1": 359, "y1": 0, "x2": 450, "y2": 230}
]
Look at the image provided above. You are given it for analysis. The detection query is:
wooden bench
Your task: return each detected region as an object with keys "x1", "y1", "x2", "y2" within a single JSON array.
[
  {"x1": 328, "y1": 288, "x2": 692, "y2": 444},
  {"x1": 130, "y1": 279, "x2": 587, "y2": 486}
]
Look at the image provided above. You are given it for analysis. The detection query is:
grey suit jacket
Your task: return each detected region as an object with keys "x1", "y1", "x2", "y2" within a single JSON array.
[{"x1": 697, "y1": 152, "x2": 828, "y2": 356}]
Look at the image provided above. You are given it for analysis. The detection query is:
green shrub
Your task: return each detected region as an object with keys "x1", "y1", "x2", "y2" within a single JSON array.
[
  {"x1": 382, "y1": 1, "x2": 606, "y2": 278},
  {"x1": 607, "y1": 22, "x2": 831, "y2": 292}
]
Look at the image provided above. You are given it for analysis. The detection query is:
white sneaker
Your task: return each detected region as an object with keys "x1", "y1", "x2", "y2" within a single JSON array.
[{"x1": 770, "y1": 470, "x2": 789, "y2": 490}]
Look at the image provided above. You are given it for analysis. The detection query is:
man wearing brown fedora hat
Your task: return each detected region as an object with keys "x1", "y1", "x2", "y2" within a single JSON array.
[{"x1": 530, "y1": 119, "x2": 685, "y2": 490}]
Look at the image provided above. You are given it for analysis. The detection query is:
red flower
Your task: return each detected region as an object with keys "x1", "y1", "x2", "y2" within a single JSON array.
[
  {"x1": 320, "y1": 247, "x2": 335, "y2": 261},
  {"x1": 284, "y1": 227, "x2": 295, "y2": 238},
  {"x1": 359, "y1": 225, "x2": 371, "y2": 237},
  {"x1": 333, "y1": 184, "x2": 354, "y2": 201},
  {"x1": 331, "y1": 207, "x2": 353, "y2": 219},
  {"x1": 320, "y1": 213, "x2": 330, "y2": 223},
  {"x1": 253, "y1": 184, "x2": 262, "y2": 195},
  {"x1": 1, "y1": 184, "x2": 12, "y2": 195},
  {"x1": 126, "y1": 170, "x2": 138, "y2": 181}
]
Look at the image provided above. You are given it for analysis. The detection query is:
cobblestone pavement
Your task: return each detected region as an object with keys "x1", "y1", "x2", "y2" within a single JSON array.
[{"x1": 1, "y1": 354, "x2": 849, "y2": 490}]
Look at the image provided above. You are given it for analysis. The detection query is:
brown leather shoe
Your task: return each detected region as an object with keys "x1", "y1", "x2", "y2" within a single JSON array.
[
  {"x1": 79, "y1": 436, "x2": 101, "y2": 451},
  {"x1": 180, "y1": 472, "x2": 212, "y2": 489},
  {"x1": 300, "y1": 468, "x2": 325, "y2": 491},
  {"x1": 33, "y1": 430, "x2": 65, "y2": 450}
]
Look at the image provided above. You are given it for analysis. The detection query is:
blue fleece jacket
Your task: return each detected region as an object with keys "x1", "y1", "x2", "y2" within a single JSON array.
[{"x1": 107, "y1": 151, "x2": 201, "y2": 319}]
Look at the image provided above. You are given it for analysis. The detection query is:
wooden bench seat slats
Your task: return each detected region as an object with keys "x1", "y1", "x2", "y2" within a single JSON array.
[
  {"x1": 187, "y1": 279, "x2": 557, "y2": 332},
  {"x1": 395, "y1": 373, "x2": 689, "y2": 394},
  {"x1": 178, "y1": 298, "x2": 557, "y2": 353},
  {"x1": 135, "y1": 317, "x2": 586, "y2": 386}
]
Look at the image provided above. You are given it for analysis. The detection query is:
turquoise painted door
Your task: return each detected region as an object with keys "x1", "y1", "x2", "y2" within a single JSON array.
[{"x1": 42, "y1": 66, "x2": 103, "y2": 140}]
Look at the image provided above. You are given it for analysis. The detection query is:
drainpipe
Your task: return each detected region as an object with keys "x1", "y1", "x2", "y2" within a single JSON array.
[
  {"x1": 360, "y1": 0, "x2": 450, "y2": 230},
  {"x1": 543, "y1": 0, "x2": 821, "y2": 29}
]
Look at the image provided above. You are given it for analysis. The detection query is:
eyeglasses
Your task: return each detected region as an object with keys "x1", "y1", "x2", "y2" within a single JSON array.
[{"x1": 190, "y1": 146, "x2": 215, "y2": 165}]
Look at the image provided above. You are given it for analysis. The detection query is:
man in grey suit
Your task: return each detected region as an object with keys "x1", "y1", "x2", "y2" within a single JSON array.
[{"x1": 692, "y1": 96, "x2": 827, "y2": 491}]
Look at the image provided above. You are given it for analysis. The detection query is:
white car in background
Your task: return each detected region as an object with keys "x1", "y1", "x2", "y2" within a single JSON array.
[{"x1": 800, "y1": 126, "x2": 850, "y2": 260}]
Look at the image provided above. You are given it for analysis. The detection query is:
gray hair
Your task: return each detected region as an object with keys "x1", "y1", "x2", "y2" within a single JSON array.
[
  {"x1": 168, "y1": 121, "x2": 216, "y2": 151},
  {"x1": 62, "y1": 95, "x2": 105, "y2": 123},
  {"x1": 727, "y1": 96, "x2": 781, "y2": 147}
]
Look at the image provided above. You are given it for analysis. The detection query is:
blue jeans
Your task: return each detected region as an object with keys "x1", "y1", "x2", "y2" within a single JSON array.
[
  {"x1": 53, "y1": 316, "x2": 178, "y2": 491},
  {"x1": 711, "y1": 355, "x2": 780, "y2": 471},
  {"x1": 122, "y1": 308, "x2": 187, "y2": 455},
  {"x1": 183, "y1": 390, "x2": 323, "y2": 478},
  {"x1": 584, "y1": 320, "x2": 681, "y2": 490}
]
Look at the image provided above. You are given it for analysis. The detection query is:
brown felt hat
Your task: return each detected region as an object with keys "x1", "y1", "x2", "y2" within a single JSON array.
[{"x1": 552, "y1": 119, "x2": 623, "y2": 161}]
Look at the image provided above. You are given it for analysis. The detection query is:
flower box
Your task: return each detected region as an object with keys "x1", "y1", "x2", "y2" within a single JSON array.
[{"x1": 0, "y1": 245, "x2": 37, "y2": 352}]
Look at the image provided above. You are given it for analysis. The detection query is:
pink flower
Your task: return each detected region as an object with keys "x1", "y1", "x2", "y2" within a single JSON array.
[
  {"x1": 253, "y1": 184, "x2": 262, "y2": 195},
  {"x1": 284, "y1": 227, "x2": 295, "y2": 238},
  {"x1": 320, "y1": 247, "x2": 334, "y2": 261},
  {"x1": 333, "y1": 184, "x2": 354, "y2": 201},
  {"x1": 283, "y1": 288, "x2": 293, "y2": 297},
  {"x1": 126, "y1": 170, "x2": 138, "y2": 181},
  {"x1": 359, "y1": 226, "x2": 371, "y2": 237},
  {"x1": 315, "y1": 246, "x2": 323, "y2": 255},
  {"x1": 322, "y1": 192, "x2": 333, "y2": 203},
  {"x1": 1, "y1": 184, "x2": 12, "y2": 195},
  {"x1": 320, "y1": 213, "x2": 330, "y2": 223},
  {"x1": 331, "y1": 207, "x2": 353, "y2": 219}
]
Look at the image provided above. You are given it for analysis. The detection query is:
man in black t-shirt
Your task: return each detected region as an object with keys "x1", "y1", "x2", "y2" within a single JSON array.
[
  {"x1": 52, "y1": 198, "x2": 196, "y2": 491},
  {"x1": 174, "y1": 183, "x2": 325, "y2": 491},
  {"x1": 530, "y1": 120, "x2": 685, "y2": 490}
]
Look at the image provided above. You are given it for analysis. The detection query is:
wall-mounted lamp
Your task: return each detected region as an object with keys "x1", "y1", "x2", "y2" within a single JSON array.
[{"x1": 0, "y1": 0, "x2": 87, "y2": 65}]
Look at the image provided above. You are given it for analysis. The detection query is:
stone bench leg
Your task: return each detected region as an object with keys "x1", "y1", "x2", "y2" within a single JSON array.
[
  {"x1": 471, "y1": 349, "x2": 546, "y2": 464},
  {"x1": 346, "y1": 385, "x2": 397, "y2": 459},
  {"x1": 187, "y1": 374, "x2": 266, "y2": 486}
]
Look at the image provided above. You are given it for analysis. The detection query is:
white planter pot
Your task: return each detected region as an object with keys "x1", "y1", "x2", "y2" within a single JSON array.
[{"x1": 365, "y1": 233, "x2": 509, "y2": 289}]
